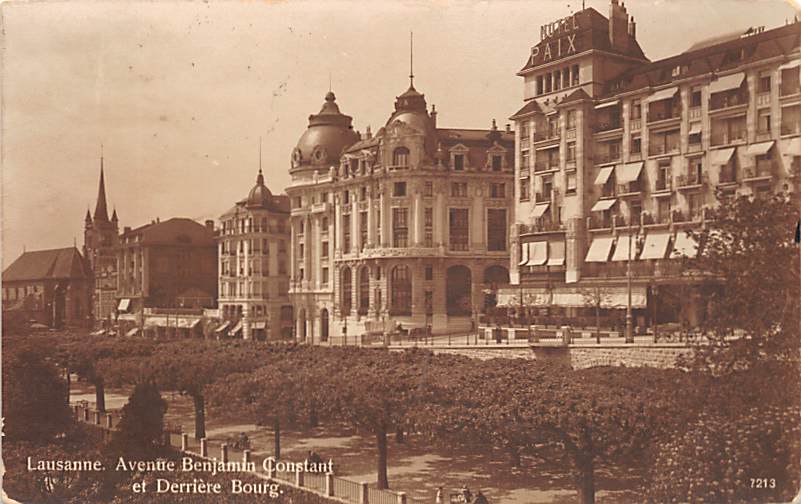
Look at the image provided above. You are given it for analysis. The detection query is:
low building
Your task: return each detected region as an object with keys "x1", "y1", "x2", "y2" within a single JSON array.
[
  {"x1": 216, "y1": 169, "x2": 293, "y2": 340},
  {"x1": 287, "y1": 82, "x2": 515, "y2": 343},
  {"x1": 506, "y1": 1, "x2": 800, "y2": 331},
  {"x1": 2, "y1": 247, "x2": 92, "y2": 328}
]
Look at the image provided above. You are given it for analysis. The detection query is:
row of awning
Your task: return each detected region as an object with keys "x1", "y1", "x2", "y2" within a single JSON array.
[
  {"x1": 143, "y1": 316, "x2": 201, "y2": 329},
  {"x1": 646, "y1": 72, "x2": 746, "y2": 105},
  {"x1": 594, "y1": 162, "x2": 644, "y2": 186},
  {"x1": 585, "y1": 232, "x2": 697, "y2": 263},
  {"x1": 519, "y1": 240, "x2": 566, "y2": 267},
  {"x1": 497, "y1": 286, "x2": 648, "y2": 309}
]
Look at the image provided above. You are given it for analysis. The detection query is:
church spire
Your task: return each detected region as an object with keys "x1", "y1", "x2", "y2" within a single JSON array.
[{"x1": 93, "y1": 145, "x2": 109, "y2": 222}]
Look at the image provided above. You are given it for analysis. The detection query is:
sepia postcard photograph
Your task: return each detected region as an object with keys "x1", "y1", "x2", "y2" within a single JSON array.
[{"x1": 1, "y1": 0, "x2": 801, "y2": 502}]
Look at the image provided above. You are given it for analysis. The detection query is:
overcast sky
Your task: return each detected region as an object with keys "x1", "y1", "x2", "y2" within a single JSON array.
[{"x1": 1, "y1": 0, "x2": 798, "y2": 264}]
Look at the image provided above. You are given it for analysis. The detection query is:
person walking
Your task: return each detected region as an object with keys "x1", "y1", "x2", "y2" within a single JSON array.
[{"x1": 435, "y1": 486, "x2": 444, "y2": 504}]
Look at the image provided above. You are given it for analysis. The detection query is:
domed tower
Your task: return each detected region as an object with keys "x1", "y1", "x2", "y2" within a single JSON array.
[
  {"x1": 246, "y1": 168, "x2": 273, "y2": 209},
  {"x1": 290, "y1": 91, "x2": 359, "y2": 175}
]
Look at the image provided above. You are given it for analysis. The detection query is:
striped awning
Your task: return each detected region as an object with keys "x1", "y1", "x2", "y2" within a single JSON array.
[
  {"x1": 594, "y1": 166, "x2": 615, "y2": 185},
  {"x1": 611, "y1": 235, "x2": 638, "y2": 262},
  {"x1": 585, "y1": 236, "x2": 615, "y2": 262},
  {"x1": 671, "y1": 231, "x2": 699, "y2": 259},
  {"x1": 640, "y1": 232, "x2": 672, "y2": 260},
  {"x1": 526, "y1": 242, "x2": 548, "y2": 266},
  {"x1": 709, "y1": 72, "x2": 745, "y2": 94}
]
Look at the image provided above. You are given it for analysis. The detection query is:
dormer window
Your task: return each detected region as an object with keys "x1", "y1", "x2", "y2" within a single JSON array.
[
  {"x1": 492, "y1": 155, "x2": 503, "y2": 171},
  {"x1": 392, "y1": 147, "x2": 410, "y2": 167},
  {"x1": 454, "y1": 154, "x2": 465, "y2": 171}
]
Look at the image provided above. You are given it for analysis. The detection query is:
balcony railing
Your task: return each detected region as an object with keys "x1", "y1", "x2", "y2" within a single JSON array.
[
  {"x1": 654, "y1": 178, "x2": 671, "y2": 192},
  {"x1": 743, "y1": 161, "x2": 773, "y2": 180},
  {"x1": 641, "y1": 212, "x2": 671, "y2": 226},
  {"x1": 594, "y1": 151, "x2": 622, "y2": 164},
  {"x1": 710, "y1": 131, "x2": 746, "y2": 146},
  {"x1": 520, "y1": 137, "x2": 530, "y2": 149},
  {"x1": 718, "y1": 169, "x2": 738, "y2": 184},
  {"x1": 617, "y1": 181, "x2": 642, "y2": 195},
  {"x1": 710, "y1": 93, "x2": 748, "y2": 111},
  {"x1": 630, "y1": 118, "x2": 642, "y2": 130},
  {"x1": 757, "y1": 92, "x2": 771, "y2": 107},
  {"x1": 648, "y1": 143, "x2": 680, "y2": 156},
  {"x1": 676, "y1": 173, "x2": 708, "y2": 189},
  {"x1": 689, "y1": 107, "x2": 702, "y2": 120},
  {"x1": 594, "y1": 121, "x2": 622, "y2": 133},
  {"x1": 588, "y1": 214, "x2": 612, "y2": 230},
  {"x1": 534, "y1": 162, "x2": 559, "y2": 173},
  {"x1": 647, "y1": 110, "x2": 681, "y2": 123},
  {"x1": 781, "y1": 122, "x2": 801, "y2": 136},
  {"x1": 601, "y1": 186, "x2": 616, "y2": 198}
]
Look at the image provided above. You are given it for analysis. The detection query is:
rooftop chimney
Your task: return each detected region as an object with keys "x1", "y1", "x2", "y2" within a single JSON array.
[
  {"x1": 628, "y1": 16, "x2": 636, "y2": 38},
  {"x1": 205, "y1": 219, "x2": 214, "y2": 230},
  {"x1": 505, "y1": 123, "x2": 512, "y2": 133},
  {"x1": 430, "y1": 104, "x2": 437, "y2": 128},
  {"x1": 609, "y1": 0, "x2": 630, "y2": 53}
]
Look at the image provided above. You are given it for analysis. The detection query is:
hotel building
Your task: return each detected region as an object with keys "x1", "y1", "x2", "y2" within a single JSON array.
[
  {"x1": 506, "y1": 1, "x2": 800, "y2": 328},
  {"x1": 287, "y1": 83, "x2": 515, "y2": 343}
]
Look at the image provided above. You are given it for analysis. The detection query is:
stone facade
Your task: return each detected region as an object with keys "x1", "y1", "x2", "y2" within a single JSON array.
[{"x1": 287, "y1": 86, "x2": 515, "y2": 343}]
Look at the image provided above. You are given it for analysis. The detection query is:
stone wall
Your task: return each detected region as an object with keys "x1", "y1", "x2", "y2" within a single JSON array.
[{"x1": 390, "y1": 342, "x2": 692, "y2": 369}]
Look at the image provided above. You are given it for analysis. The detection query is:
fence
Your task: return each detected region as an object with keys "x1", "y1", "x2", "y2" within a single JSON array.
[{"x1": 72, "y1": 403, "x2": 419, "y2": 504}]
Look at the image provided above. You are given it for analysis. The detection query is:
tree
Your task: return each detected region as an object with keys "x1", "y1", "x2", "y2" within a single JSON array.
[
  {"x1": 580, "y1": 287, "x2": 614, "y2": 342},
  {"x1": 2, "y1": 345, "x2": 72, "y2": 442},
  {"x1": 108, "y1": 381, "x2": 168, "y2": 458},
  {"x1": 686, "y1": 192, "x2": 800, "y2": 372}
]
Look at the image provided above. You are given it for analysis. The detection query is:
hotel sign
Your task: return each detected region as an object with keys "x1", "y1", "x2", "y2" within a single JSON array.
[{"x1": 529, "y1": 13, "x2": 580, "y2": 66}]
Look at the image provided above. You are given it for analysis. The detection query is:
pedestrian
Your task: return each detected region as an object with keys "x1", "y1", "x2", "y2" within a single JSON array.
[
  {"x1": 460, "y1": 484, "x2": 472, "y2": 503},
  {"x1": 473, "y1": 490, "x2": 489, "y2": 504},
  {"x1": 435, "y1": 486, "x2": 443, "y2": 504}
]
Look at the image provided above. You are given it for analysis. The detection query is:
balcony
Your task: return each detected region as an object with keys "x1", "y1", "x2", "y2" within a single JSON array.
[
  {"x1": 688, "y1": 107, "x2": 702, "y2": 120},
  {"x1": 710, "y1": 93, "x2": 748, "y2": 112},
  {"x1": 757, "y1": 92, "x2": 771, "y2": 107},
  {"x1": 676, "y1": 173, "x2": 708, "y2": 190},
  {"x1": 588, "y1": 214, "x2": 612, "y2": 230},
  {"x1": 534, "y1": 130, "x2": 560, "y2": 143},
  {"x1": 648, "y1": 143, "x2": 680, "y2": 157},
  {"x1": 594, "y1": 120, "x2": 622, "y2": 133},
  {"x1": 520, "y1": 137, "x2": 530, "y2": 149},
  {"x1": 641, "y1": 212, "x2": 671, "y2": 227},
  {"x1": 594, "y1": 152, "x2": 622, "y2": 165},
  {"x1": 311, "y1": 202, "x2": 329, "y2": 213},
  {"x1": 521, "y1": 218, "x2": 565, "y2": 235},
  {"x1": 647, "y1": 109, "x2": 681, "y2": 124},
  {"x1": 617, "y1": 181, "x2": 642, "y2": 196},
  {"x1": 710, "y1": 131, "x2": 746, "y2": 147},
  {"x1": 653, "y1": 178, "x2": 672, "y2": 192},
  {"x1": 534, "y1": 162, "x2": 559, "y2": 173},
  {"x1": 742, "y1": 162, "x2": 773, "y2": 182},
  {"x1": 718, "y1": 169, "x2": 738, "y2": 185},
  {"x1": 566, "y1": 128, "x2": 577, "y2": 140},
  {"x1": 781, "y1": 122, "x2": 801, "y2": 136}
]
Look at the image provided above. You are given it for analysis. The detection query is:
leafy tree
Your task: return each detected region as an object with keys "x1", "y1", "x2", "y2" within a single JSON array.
[
  {"x1": 686, "y1": 192, "x2": 800, "y2": 372},
  {"x1": 2, "y1": 345, "x2": 72, "y2": 442},
  {"x1": 108, "y1": 381, "x2": 168, "y2": 458}
]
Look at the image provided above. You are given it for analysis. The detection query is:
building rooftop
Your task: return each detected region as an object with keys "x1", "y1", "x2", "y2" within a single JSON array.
[
  {"x1": 120, "y1": 217, "x2": 216, "y2": 246},
  {"x1": 2, "y1": 247, "x2": 90, "y2": 282}
]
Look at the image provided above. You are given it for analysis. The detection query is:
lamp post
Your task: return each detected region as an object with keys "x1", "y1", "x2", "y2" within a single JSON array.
[{"x1": 625, "y1": 225, "x2": 635, "y2": 343}]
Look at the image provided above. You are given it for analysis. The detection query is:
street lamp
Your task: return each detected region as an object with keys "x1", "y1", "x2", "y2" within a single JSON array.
[{"x1": 625, "y1": 221, "x2": 635, "y2": 343}]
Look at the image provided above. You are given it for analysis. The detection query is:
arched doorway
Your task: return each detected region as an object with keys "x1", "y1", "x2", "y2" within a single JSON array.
[
  {"x1": 446, "y1": 265, "x2": 472, "y2": 316},
  {"x1": 483, "y1": 265, "x2": 510, "y2": 312},
  {"x1": 341, "y1": 267, "x2": 352, "y2": 315},
  {"x1": 390, "y1": 265, "x2": 412, "y2": 315},
  {"x1": 320, "y1": 308, "x2": 329, "y2": 342}
]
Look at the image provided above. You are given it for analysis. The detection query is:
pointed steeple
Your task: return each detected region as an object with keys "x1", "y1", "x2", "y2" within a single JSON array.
[
  {"x1": 84, "y1": 208, "x2": 93, "y2": 227},
  {"x1": 93, "y1": 146, "x2": 109, "y2": 222},
  {"x1": 111, "y1": 207, "x2": 118, "y2": 223}
]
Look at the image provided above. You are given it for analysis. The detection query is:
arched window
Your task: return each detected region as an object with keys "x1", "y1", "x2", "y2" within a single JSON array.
[
  {"x1": 392, "y1": 147, "x2": 410, "y2": 168},
  {"x1": 341, "y1": 267, "x2": 352, "y2": 315},
  {"x1": 358, "y1": 266, "x2": 370, "y2": 315},
  {"x1": 390, "y1": 265, "x2": 412, "y2": 315}
]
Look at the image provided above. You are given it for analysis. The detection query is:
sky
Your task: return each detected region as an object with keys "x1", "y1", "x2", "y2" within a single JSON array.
[{"x1": 1, "y1": 0, "x2": 799, "y2": 264}]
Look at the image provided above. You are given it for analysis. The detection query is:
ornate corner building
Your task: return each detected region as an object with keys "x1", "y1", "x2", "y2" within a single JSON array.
[
  {"x1": 506, "y1": 0, "x2": 800, "y2": 328},
  {"x1": 216, "y1": 169, "x2": 293, "y2": 340},
  {"x1": 287, "y1": 82, "x2": 515, "y2": 343}
]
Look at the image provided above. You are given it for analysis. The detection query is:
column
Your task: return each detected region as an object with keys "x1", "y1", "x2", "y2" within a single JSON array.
[
  {"x1": 335, "y1": 196, "x2": 343, "y2": 254},
  {"x1": 413, "y1": 191, "x2": 423, "y2": 247},
  {"x1": 367, "y1": 190, "x2": 376, "y2": 248},
  {"x1": 434, "y1": 191, "x2": 445, "y2": 246},
  {"x1": 381, "y1": 190, "x2": 390, "y2": 247},
  {"x1": 471, "y1": 190, "x2": 484, "y2": 251}
]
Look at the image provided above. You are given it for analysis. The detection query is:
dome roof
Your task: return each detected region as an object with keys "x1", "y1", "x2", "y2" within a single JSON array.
[
  {"x1": 386, "y1": 84, "x2": 431, "y2": 130},
  {"x1": 292, "y1": 91, "x2": 359, "y2": 171},
  {"x1": 246, "y1": 169, "x2": 273, "y2": 208}
]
